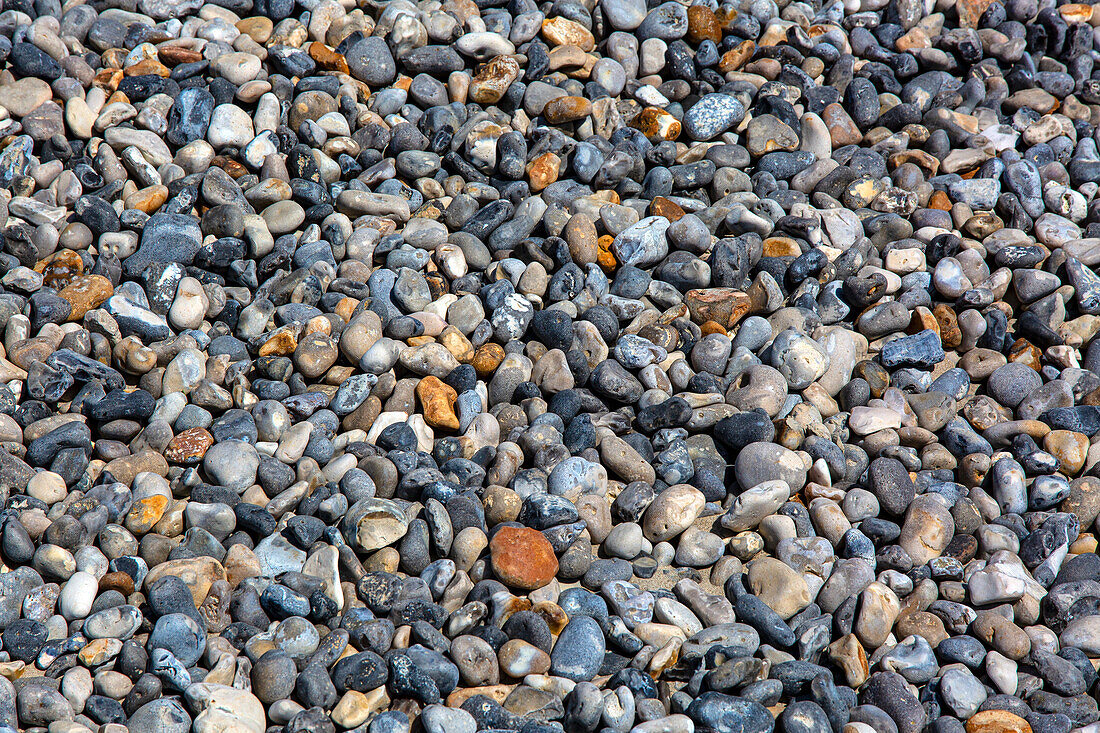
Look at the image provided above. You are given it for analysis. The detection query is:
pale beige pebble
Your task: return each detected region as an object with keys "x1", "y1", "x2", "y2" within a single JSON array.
[
  {"x1": 642, "y1": 484, "x2": 705, "y2": 542},
  {"x1": 854, "y1": 581, "x2": 901, "y2": 649},
  {"x1": 206, "y1": 104, "x2": 256, "y2": 149},
  {"x1": 848, "y1": 406, "x2": 903, "y2": 435},
  {"x1": 94, "y1": 670, "x2": 133, "y2": 699},
  {"x1": 899, "y1": 493, "x2": 955, "y2": 565},
  {"x1": 64, "y1": 97, "x2": 94, "y2": 138},
  {"x1": 211, "y1": 51, "x2": 261, "y2": 85},
  {"x1": 103, "y1": 127, "x2": 172, "y2": 167},
  {"x1": 169, "y1": 276, "x2": 210, "y2": 331},
  {"x1": 261, "y1": 199, "x2": 306, "y2": 235},
  {"x1": 452, "y1": 526, "x2": 488, "y2": 572},
  {"x1": 884, "y1": 247, "x2": 926, "y2": 273},
  {"x1": 747, "y1": 556, "x2": 812, "y2": 619},
  {"x1": 331, "y1": 690, "x2": 376, "y2": 729},
  {"x1": 93, "y1": 101, "x2": 137, "y2": 133},
  {"x1": 27, "y1": 470, "x2": 67, "y2": 504},
  {"x1": 60, "y1": 666, "x2": 92, "y2": 715},
  {"x1": 808, "y1": 497, "x2": 852, "y2": 546},
  {"x1": 0, "y1": 77, "x2": 52, "y2": 116},
  {"x1": 175, "y1": 140, "x2": 217, "y2": 174},
  {"x1": 184, "y1": 683, "x2": 265, "y2": 733}
]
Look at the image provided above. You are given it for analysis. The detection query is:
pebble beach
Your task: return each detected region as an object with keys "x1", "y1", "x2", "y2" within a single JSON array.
[{"x1": 0, "y1": 0, "x2": 1098, "y2": 732}]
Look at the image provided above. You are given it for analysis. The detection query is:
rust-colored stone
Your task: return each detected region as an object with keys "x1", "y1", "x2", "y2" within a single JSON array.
[
  {"x1": 526, "y1": 151, "x2": 561, "y2": 192},
  {"x1": 417, "y1": 376, "x2": 460, "y2": 431},
  {"x1": 259, "y1": 329, "x2": 298, "y2": 357},
  {"x1": 79, "y1": 639, "x2": 121, "y2": 666},
  {"x1": 164, "y1": 427, "x2": 215, "y2": 464},
  {"x1": 210, "y1": 156, "x2": 249, "y2": 178},
  {"x1": 308, "y1": 41, "x2": 349, "y2": 73},
  {"x1": 700, "y1": 321, "x2": 727, "y2": 337},
  {"x1": 966, "y1": 710, "x2": 1032, "y2": 733},
  {"x1": 717, "y1": 40, "x2": 755, "y2": 72},
  {"x1": 631, "y1": 106, "x2": 681, "y2": 142},
  {"x1": 928, "y1": 190, "x2": 952, "y2": 210},
  {"x1": 895, "y1": 27, "x2": 931, "y2": 52},
  {"x1": 597, "y1": 234, "x2": 617, "y2": 272},
  {"x1": 687, "y1": 6, "x2": 722, "y2": 44},
  {"x1": 472, "y1": 343, "x2": 505, "y2": 377},
  {"x1": 649, "y1": 197, "x2": 685, "y2": 222},
  {"x1": 532, "y1": 601, "x2": 568, "y2": 634},
  {"x1": 821, "y1": 103, "x2": 863, "y2": 147},
  {"x1": 715, "y1": 7, "x2": 739, "y2": 26},
  {"x1": 125, "y1": 58, "x2": 170, "y2": 77},
  {"x1": 36, "y1": 249, "x2": 84, "y2": 289},
  {"x1": 956, "y1": 0, "x2": 997, "y2": 28},
  {"x1": 762, "y1": 237, "x2": 801, "y2": 257},
  {"x1": 159, "y1": 45, "x2": 204, "y2": 66},
  {"x1": 1007, "y1": 338, "x2": 1043, "y2": 371},
  {"x1": 541, "y1": 17, "x2": 595, "y2": 51},
  {"x1": 99, "y1": 571, "x2": 135, "y2": 596},
  {"x1": 57, "y1": 274, "x2": 113, "y2": 321},
  {"x1": 1045, "y1": 429, "x2": 1089, "y2": 475},
  {"x1": 933, "y1": 304, "x2": 961, "y2": 349},
  {"x1": 124, "y1": 184, "x2": 169, "y2": 214},
  {"x1": 489, "y1": 526, "x2": 559, "y2": 590},
  {"x1": 542, "y1": 96, "x2": 592, "y2": 124},
  {"x1": 909, "y1": 306, "x2": 940, "y2": 337},
  {"x1": 685, "y1": 288, "x2": 752, "y2": 329},
  {"x1": 125, "y1": 495, "x2": 169, "y2": 534}
]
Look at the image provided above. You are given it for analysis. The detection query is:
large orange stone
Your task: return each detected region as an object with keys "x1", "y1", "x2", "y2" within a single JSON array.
[
  {"x1": 543, "y1": 96, "x2": 592, "y2": 124},
  {"x1": 164, "y1": 427, "x2": 215, "y2": 464},
  {"x1": 631, "y1": 106, "x2": 680, "y2": 142},
  {"x1": 541, "y1": 17, "x2": 595, "y2": 51},
  {"x1": 718, "y1": 40, "x2": 755, "y2": 72},
  {"x1": 309, "y1": 42, "x2": 349, "y2": 74},
  {"x1": 489, "y1": 526, "x2": 558, "y2": 590},
  {"x1": 686, "y1": 6, "x2": 721, "y2": 44},
  {"x1": 527, "y1": 152, "x2": 561, "y2": 192},
  {"x1": 36, "y1": 249, "x2": 83, "y2": 288},
  {"x1": 966, "y1": 710, "x2": 1031, "y2": 733},
  {"x1": 821, "y1": 103, "x2": 862, "y2": 147},
  {"x1": 685, "y1": 288, "x2": 752, "y2": 329},
  {"x1": 649, "y1": 197, "x2": 685, "y2": 222},
  {"x1": 956, "y1": 0, "x2": 997, "y2": 28},
  {"x1": 58, "y1": 274, "x2": 113, "y2": 321},
  {"x1": 417, "y1": 376, "x2": 459, "y2": 431}
]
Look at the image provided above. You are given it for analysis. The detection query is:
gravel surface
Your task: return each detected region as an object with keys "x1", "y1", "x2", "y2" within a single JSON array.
[{"x1": 0, "y1": 0, "x2": 1097, "y2": 732}]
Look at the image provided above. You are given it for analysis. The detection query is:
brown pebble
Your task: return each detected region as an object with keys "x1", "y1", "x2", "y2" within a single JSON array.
[{"x1": 489, "y1": 526, "x2": 558, "y2": 590}]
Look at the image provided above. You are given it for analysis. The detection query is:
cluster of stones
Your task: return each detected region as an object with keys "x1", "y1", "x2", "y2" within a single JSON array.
[{"x1": 2, "y1": 0, "x2": 1100, "y2": 731}]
